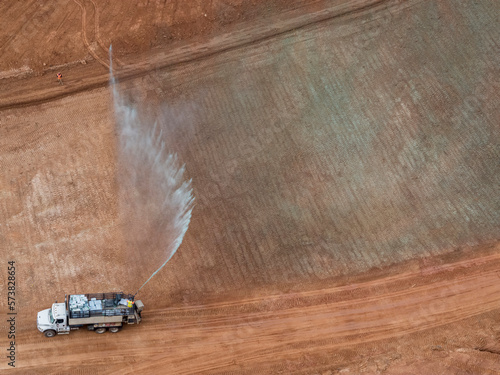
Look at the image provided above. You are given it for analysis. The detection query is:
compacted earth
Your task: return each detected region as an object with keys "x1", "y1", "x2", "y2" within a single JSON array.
[{"x1": 1, "y1": 0, "x2": 499, "y2": 374}]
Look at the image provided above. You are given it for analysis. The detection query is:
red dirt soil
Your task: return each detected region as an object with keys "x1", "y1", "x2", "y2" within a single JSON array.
[{"x1": 1, "y1": 0, "x2": 499, "y2": 374}]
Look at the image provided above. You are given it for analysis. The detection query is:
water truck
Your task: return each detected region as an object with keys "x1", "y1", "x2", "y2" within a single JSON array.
[{"x1": 37, "y1": 292, "x2": 144, "y2": 337}]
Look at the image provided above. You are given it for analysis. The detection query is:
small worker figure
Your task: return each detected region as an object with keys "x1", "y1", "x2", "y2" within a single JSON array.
[{"x1": 57, "y1": 72, "x2": 63, "y2": 85}]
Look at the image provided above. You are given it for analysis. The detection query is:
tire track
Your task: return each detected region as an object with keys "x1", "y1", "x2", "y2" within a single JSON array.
[
  {"x1": 72, "y1": 0, "x2": 109, "y2": 70},
  {"x1": 144, "y1": 250, "x2": 500, "y2": 318},
  {"x1": 88, "y1": 0, "x2": 123, "y2": 67},
  {"x1": 122, "y1": 258, "x2": 500, "y2": 375},
  {"x1": 14, "y1": 250, "x2": 500, "y2": 374}
]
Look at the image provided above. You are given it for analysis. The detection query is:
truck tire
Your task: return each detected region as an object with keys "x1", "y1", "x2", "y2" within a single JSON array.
[
  {"x1": 109, "y1": 327, "x2": 120, "y2": 333},
  {"x1": 44, "y1": 330, "x2": 56, "y2": 338},
  {"x1": 95, "y1": 327, "x2": 107, "y2": 334}
]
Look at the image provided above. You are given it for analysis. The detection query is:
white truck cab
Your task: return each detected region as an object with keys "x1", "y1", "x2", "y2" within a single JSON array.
[{"x1": 37, "y1": 302, "x2": 70, "y2": 337}]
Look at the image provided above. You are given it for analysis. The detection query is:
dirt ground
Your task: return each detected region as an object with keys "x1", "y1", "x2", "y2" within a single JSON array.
[{"x1": 1, "y1": 0, "x2": 499, "y2": 374}]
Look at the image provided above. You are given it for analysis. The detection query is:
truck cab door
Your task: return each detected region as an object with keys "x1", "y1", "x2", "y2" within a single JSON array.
[{"x1": 55, "y1": 318, "x2": 70, "y2": 333}]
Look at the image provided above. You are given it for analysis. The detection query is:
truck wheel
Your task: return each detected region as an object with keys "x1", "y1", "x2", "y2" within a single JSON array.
[
  {"x1": 44, "y1": 330, "x2": 56, "y2": 338},
  {"x1": 95, "y1": 327, "x2": 107, "y2": 334},
  {"x1": 109, "y1": 327, "x2": 120, "y2": 333}
]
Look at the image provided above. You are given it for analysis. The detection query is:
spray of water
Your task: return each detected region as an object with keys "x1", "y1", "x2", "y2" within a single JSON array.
[{"x1": 109, "y1": 46, "x2": 194, "y2": 296}]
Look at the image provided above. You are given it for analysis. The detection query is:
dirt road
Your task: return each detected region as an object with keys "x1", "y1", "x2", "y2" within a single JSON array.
[
  {"x1": 13, "y1": 246, "x2": 500, "y2": 374},
  {"x1": 1, "y1": 0, "x2": 499, "y2": 373}
]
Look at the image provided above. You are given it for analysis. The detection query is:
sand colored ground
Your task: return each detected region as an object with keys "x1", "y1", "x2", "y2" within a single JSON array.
[{"x1": 1, "y1": 0, "x2": 499, "y2": 373}]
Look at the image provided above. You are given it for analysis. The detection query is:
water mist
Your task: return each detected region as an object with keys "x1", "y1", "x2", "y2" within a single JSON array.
[{"x1": 109, "y1": 46, "x2": 194, "y2": 296}]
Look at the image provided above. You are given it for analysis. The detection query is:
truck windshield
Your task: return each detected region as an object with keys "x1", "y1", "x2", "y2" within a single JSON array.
[{"x1": 49, "y1": 309, "x2": 55, "y2": 324}]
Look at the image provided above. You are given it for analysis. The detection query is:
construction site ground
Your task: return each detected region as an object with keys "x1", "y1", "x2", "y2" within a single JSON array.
[{"x1": 1, "y1": 0, "x2": 499, "y2": 374}]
